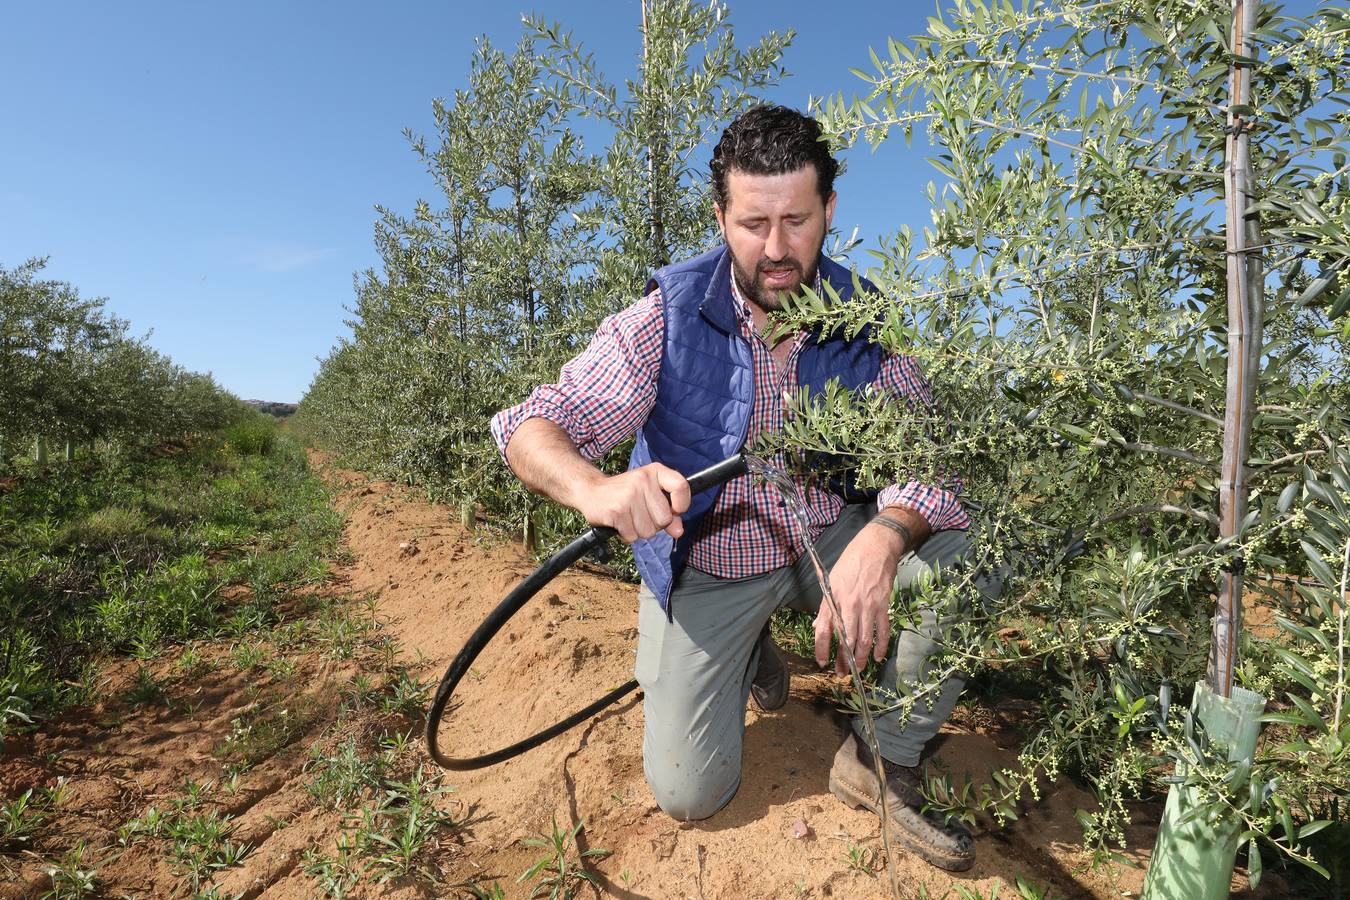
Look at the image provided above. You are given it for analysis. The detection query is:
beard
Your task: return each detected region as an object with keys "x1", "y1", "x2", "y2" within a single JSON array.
[{"x1": 728, "y1": 238, "x2": 825, "y2": 312}]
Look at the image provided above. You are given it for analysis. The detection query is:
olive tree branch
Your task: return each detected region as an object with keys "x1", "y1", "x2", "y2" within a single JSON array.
[
  {"x1": 1086, "y1": 437, "x2": 1214, "y2": 467},
  {"x1": 1133, "y1": 392, "x2": 1223, "y2": 426},
  {"x1": 964, "y1": 117, "x2": 1222, "y2": 179},
  {"x1": 966, "y1": 57, "x2": 1225, "y2": 112},
  {"x1": 1097, "y1": 503, "x2": 1220, "y2": 527},
  {"x1": 1334, "y1": 536, "x2": 1348, "y2": 734}
]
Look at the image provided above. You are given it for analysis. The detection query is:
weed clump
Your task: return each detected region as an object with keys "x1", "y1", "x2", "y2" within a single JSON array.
[
  {"x1": 518, "y1": 816, "x2": 610, "y2": 899},
  {"x1": 120, "y1": 783, "x2": 251, "y2": 893},
  {"x1": 216, "y1": 692, "x2": 322, "y2": 774},
  {"x1": 56, "y1": 505, "x2": 173, "y2": 555}
]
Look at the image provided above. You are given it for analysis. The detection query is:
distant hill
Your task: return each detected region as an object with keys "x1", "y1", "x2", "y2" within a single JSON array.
[{"x1": 246, "y1": 400, "x2": 298, "y2": 418}]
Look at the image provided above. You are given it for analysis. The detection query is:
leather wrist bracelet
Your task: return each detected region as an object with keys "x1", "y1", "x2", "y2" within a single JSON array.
[{"x1": 869, "y1": 514, "x2": 913, "y2": 552}]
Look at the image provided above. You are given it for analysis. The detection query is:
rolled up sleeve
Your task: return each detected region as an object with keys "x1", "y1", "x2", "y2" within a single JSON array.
[
  {"x1": 491, "y1": 289, "x2": 665, "y2": 463},
  {"x1": 873, "y1": 354, "x2": 970, "y2": 532}
]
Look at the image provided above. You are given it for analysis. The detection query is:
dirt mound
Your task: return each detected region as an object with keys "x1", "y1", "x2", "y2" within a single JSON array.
[{"x1": 1, "y1": 457, "x2": 1290, "y2": 898}]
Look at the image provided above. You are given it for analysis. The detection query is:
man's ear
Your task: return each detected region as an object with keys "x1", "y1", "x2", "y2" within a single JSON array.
[
  {"x1": 824, "y1": 191, "x2": 837, "y2": 231},
  {"x1": 713, "y1": 202, "x2": 727, "y2": 237}
]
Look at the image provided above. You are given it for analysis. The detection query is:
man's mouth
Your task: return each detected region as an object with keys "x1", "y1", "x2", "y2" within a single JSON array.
[{"x1": 759, "y1": 264, "x2": 799, "y2": 290}]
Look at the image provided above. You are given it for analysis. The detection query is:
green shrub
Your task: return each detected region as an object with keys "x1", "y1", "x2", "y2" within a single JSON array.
[
  {"x1": 2, "y1": 425, "x2": 342, "y2": 726},
  {"x1": 223, "y1": 417, "x2": 276, "y2": 457}
]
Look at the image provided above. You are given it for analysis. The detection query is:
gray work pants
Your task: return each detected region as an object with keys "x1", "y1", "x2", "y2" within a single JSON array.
[{"x1": 634, "y1": 503, "x2": 1000, "y2": 821}]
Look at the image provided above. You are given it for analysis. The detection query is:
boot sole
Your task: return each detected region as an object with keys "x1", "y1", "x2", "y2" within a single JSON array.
[
  {"x1": 750, "y1": 680, "x2": 788, "y2": 711},
  {"x1": 829, "y1": 771, "x2": 976, "y2": 872}
]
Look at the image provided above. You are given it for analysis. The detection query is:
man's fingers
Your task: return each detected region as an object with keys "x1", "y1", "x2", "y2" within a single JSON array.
[
  {"x1": 835, "y1": 604, "x2": 861, "y2": 675},
  {"x1": 611, "y1": 509, "x2": 638, "y2": 544},
  {"x1": 813, "y1": 606, "x2": 833, "y2": 668},
  {"x1": 874, "y1": 612, "x2": 891, "y2": 663},
  {"x1": 641, "y1": 480, "x2": 673, "y2": 534},
  {"x1": 833, "y1": 609, "x2": 851, "y2": 675},
  {"x1": 654, "y1": 465, "x2": 691, "y2": 515},
  {"x1": 852, "y1": 613, "x2": 875, "y2": 672}
]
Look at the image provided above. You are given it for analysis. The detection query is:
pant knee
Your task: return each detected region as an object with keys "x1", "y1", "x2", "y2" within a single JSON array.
[{"x1": 644, "y1": 762, "x2": 739, "y2": 821}]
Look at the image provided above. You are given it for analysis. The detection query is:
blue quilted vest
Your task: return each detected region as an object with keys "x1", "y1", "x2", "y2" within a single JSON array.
[{"x1": 628, "y1": 245, "x2": 883, "y2": 612}]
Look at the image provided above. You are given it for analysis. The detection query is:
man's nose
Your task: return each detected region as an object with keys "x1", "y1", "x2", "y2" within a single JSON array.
[{"x1": 764, "y1": 223, "x2": 788, "y2": 261}]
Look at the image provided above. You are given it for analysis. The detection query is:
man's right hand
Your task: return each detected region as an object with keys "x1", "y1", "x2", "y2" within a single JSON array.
[{"x1": 575, "y1": 463, "x2": 691, "y2": 543}]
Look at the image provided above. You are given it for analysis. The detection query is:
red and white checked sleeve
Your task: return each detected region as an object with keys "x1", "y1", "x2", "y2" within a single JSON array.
[
  {"x1": 873, "y1": 353, "x2": 971, "y2": 532},
  {"x1": 490, "y1": 289, "x2": 665, "y2": 464}
]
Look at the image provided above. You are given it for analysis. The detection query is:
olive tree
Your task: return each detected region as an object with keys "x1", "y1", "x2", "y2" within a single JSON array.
[
  {"x1": 300, "y1": 1, "x2": 795, "y2": 551},
  {"x1": 770, "y1": 0, "x2": 1349, "y2": 881},
  {"x1": 528, "y1": 0, "x2": 793, "y2": 285}
]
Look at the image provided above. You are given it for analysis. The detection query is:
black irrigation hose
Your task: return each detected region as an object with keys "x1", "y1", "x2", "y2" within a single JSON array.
[{"x1": 425, "y1": 453, "x2": 749, "y2": 771}]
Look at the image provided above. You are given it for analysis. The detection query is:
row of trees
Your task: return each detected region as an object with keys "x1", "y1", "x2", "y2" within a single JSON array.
[
  {"x1": 0, "y1": 257, "x2": 245, "y2": 468},
  {"x1": 294, "y1": 0, "x2": 791, "y2": 541}
]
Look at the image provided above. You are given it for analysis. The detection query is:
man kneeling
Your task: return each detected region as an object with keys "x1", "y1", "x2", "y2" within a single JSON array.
[{"x1": 491, "y1": 104, "x2": 999, "y2": 872}]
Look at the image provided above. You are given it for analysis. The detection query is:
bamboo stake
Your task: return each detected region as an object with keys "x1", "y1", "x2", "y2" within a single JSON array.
[
  {"x1": 522, "y1": 512, "x2": 537, "y2": 553},
  {"x1": 1208, "y1": 0, "x2": 1265, "y2": 698}
]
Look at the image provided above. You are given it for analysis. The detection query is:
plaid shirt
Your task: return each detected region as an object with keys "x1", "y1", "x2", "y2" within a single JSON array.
[{"x1": 491, "y1": 271, "x2": 969, "y2": 579}]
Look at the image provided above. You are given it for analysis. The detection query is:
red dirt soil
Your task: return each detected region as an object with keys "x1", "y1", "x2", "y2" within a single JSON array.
[
  {"x1": 0, "y1": 456, "x2": 1292, "y2": 899},
  {"x1": 322, "y1": 463, "x2": 1286, "y2": 899}
]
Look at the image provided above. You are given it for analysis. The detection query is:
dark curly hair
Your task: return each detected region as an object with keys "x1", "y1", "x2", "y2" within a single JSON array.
[{"x1": 710, "y1": 104, "x2": 839, "y2": 209}]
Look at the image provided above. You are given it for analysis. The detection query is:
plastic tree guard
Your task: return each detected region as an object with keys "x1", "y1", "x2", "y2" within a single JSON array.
[{"x1": 1142, "y1": 680, "x2": 1266, "y2": 900}]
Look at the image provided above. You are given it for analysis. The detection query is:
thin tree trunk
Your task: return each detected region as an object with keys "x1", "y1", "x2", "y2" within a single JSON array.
[
  {"x1": 1208, "y1": 0, "x2": 1264, "y2": 698},
  {"x1": 641, "y1": 0, "x2": 670, "y2": 268},
  {"x1": 454, "y1": 210, "x2": 474, "y2": 523},
  {"x1": 514, "y1": 173, "x2": 534, "y2": 358}
]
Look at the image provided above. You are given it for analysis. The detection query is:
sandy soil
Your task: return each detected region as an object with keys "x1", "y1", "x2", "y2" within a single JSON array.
[{"x1": 0, "y1": 457, "x2": 1293, "y2": 899}]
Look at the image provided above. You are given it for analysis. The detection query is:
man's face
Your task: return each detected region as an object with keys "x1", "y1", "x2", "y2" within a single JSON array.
[{"x1": 714, "y1": 165, "x2": 836, "y2": 312}]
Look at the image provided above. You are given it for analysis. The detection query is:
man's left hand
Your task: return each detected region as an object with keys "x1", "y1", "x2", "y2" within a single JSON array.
[
  {"x1": 814, "y1": 507, "x2": 930, "y2": 675},
  {"x1": 815, "y1": 525, "x2": 900, "y2": 674}
]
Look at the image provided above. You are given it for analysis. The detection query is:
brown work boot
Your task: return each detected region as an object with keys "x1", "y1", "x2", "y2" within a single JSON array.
[
  {"x1": 749, "y1": 627, "x2": 788, "y2": 711},
  {"x1": 828, "y1": 731, "x2": 975, "y2": 872}
]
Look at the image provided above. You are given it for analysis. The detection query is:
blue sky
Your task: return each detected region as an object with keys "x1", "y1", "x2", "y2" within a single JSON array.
[
  {"x1": 2, "y1": 2, "x2": 1322, "y2": 402},
  {"x1": 3, "y1": 2, "x2": 952, "y2": 402}
]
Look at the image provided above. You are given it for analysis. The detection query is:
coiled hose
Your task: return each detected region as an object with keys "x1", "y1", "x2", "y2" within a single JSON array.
[{"x1": 425, "y1": 453, "x2": 748, "y2": 770}]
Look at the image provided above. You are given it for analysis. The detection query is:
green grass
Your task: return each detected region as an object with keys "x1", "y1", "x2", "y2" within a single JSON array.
[
  {"x1": 306, "y1": 736, "x2": 391, "y2": 810},
  {"x1": 1, "y1": 789, "x2": 48, "y2": 851},
  {"x1": 40, "y1": 840, "x2": 102, "y2": 899},
  {"x1": 0, "y1": 422, "x2": 343, "y2": 737},
  {"x1": 120, "y1": 789, "x2": 251, "y2": 893},
  {"x1": 223, "y1": 417, "x2": 277, "y2": 457}
]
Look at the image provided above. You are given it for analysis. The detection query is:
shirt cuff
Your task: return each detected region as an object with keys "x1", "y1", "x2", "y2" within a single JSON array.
[{"x1": 877, "y1": 481, "x2": 971, "y2": 533}]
